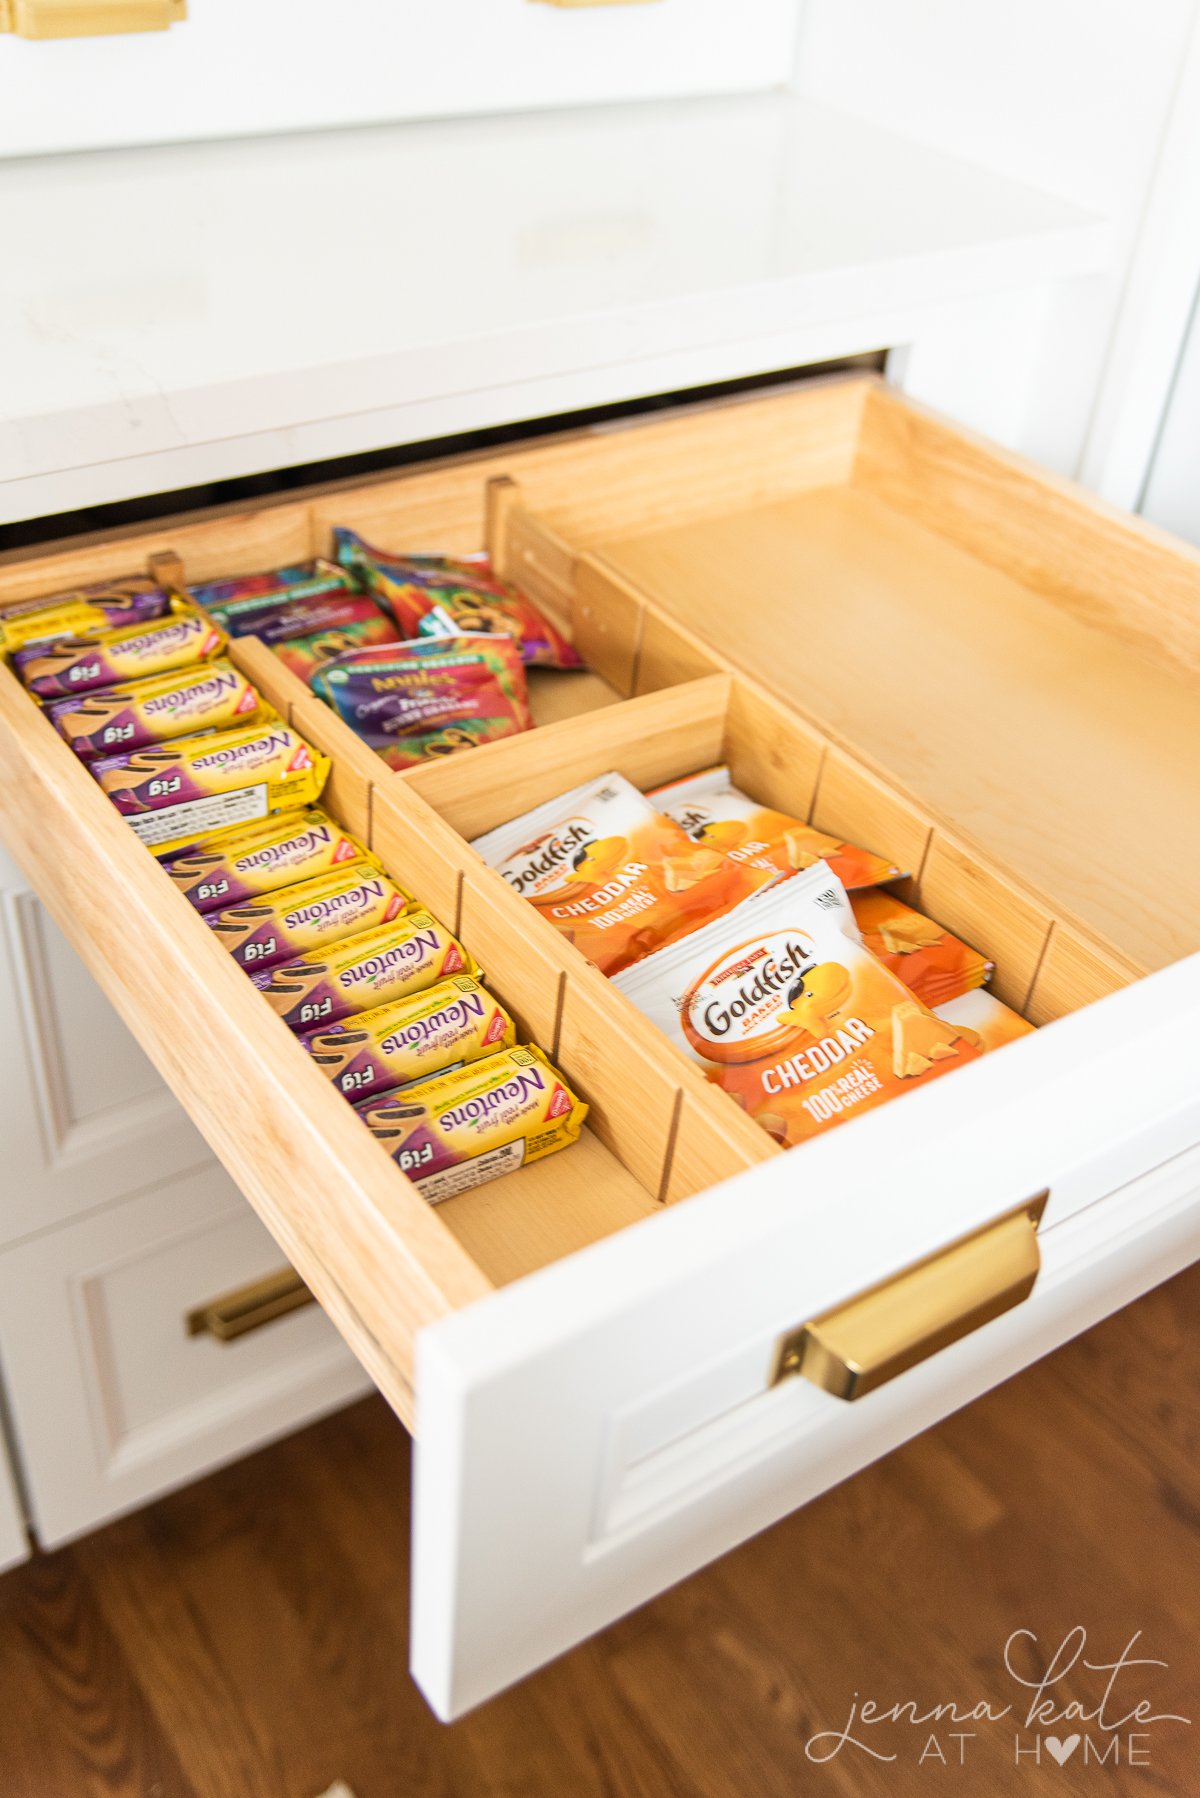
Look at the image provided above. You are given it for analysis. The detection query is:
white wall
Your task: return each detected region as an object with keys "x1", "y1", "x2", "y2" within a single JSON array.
[{"x1": 795, "y1": 0, "x2": 1200, "y2": 479}]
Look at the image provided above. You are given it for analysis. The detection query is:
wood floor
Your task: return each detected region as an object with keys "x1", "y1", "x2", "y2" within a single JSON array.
[{"x1": 0, "y1": 1265, "x2": 1196, "y2": 1798}]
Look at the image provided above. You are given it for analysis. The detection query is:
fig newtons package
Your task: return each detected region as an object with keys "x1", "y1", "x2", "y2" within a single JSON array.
[
  {"x1": 649, "y1": 764, "x2": 902, "y2": 890},
  {"x1": 614, "y1": 865, "x2": 985, "y2": 1148},
  {"x1": 472, "y1": 772, "x2": 770, "y2": 978},
  {"x1": 357, "y1": 1044, "x2": 587, "y2": 1204}
]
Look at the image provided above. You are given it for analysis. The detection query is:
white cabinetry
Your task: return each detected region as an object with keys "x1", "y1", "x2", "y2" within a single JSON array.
[{"x1": 0, "y1": 839, "x2": 370, "y2": 1546}]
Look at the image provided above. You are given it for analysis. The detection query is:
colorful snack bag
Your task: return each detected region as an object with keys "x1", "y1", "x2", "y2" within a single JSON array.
[
  {"x1": 933, "y1": 990, "x2": 1035, "y2": 1054},
  {"x1": 251, "y1": 910, "x2": 481, "y2": 1032},
  {"x1": 1, "y1": 574, "x2": 176, "y2": 654},
  {"x1": 357, "y1": 1044, "x2": 587, "y2": 1202},
  {"x1": 306, "y1": 976, "x2": 514, "y2": 1099},
  {"x1": 849, "y1": 888, "x2": 992, "y2": 1008},
  {"x1": 614, "y1": 866, "x2": 982, "y2": 1148},
  {"x1": 220, "y1": 590, "x2": 388, "y2": 647},
  {"x1": 189, "y1": 559, "x2": 355, "y2": 627},
  {"x1": 271, "y1": 612, "x2": 402, "y2": 684},
  {"x1": 164, "y1": 807, "x2": 372, "y2": 911},
  {"x1": 310, "y1": 635, "x2": 533, "y2": 769},
  {"x1": 92, "y1": 720, "x2": 329, "y2": 851},
  {"x1": 472, "y1": 772, "x2": 770, "y2": 977},
  {"x1": 334, "y1": 526, "x2": 583, "y2": 670},
  {"x1": 45, "y1": 659, "x2": 263, "y2": 760},
  {"x1": 15, "y1": 608, "x2": 226, "y2": 699},
  {"x1": 205, "y1": 862, "x2": 411, "y2": 970},
  {"x1": 649, "y1": 765, "x2": 902, "y2": 890}
]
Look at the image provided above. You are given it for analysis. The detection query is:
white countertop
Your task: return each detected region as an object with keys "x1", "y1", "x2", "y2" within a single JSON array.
[{"x1": 0, "y1": 93, "x2": 1107, "y2": 524}]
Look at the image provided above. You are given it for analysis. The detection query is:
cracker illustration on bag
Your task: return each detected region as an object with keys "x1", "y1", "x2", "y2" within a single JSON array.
[
  {"x1": 850, "y1": 887, "x2": 991, "y2": 1008},
  {"x1": 473, "y1": 772, "x2": 770, "y2": 977},
  {"x1": 933, "y1": 990, "x2": 1036, "y2": 1054},
  {"x1": 649, "y1": 764, "x2": 902, "y2": 889},
  {"x1": 614, "y1": 865, "x2": 983, "y2": 1147}
]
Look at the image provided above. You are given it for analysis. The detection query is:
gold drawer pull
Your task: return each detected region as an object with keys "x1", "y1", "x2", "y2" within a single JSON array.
[
  {"x1": 0, "y1": 0, "x2": 185, "y2": 37},
  {"x1": 772, "y1": 1192, "x2": 1048, "y2": 1401},
  {"x1": 186, "y1": 1268, "x2": 314, "y2": 1343}
]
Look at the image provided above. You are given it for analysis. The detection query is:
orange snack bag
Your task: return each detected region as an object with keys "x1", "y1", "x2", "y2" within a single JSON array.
[
  {"x1": 472, "y1": 772, "x2": 769, "y2": 977},
  {"x1": 850, "y1": 888, "x2": 991, "y2": 1008},
  {"x1": 649, "y1": 764, "x2": 902, "y2": 890},
  {"x1": 933, "y1": 990, "x2": 1035, "y2": 1054},
  {"x1": 614, "y1": 866, "x2": 982, "y2": 1147}
]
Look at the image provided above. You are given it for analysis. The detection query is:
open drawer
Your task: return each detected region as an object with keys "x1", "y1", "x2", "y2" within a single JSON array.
[{"x1": 1, "y1": 375, "x2": 1198, "y2": 1720}]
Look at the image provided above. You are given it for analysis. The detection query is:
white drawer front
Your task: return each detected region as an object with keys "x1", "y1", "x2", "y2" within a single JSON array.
[
  {"x1": 0, "y1": 1166, "x2": 370, "y2": 1546},
  {"x1": 412, "y1": 957, "x2": 1200, "y2": 1718}
]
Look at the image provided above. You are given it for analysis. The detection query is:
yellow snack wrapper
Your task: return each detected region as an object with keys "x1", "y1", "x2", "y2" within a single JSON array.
[
  {"x1": 306, "y1": 975, "x2": 514, "y2": 1099},
  {"x1": 14, "y1": 606, "x2": 225, "y2": 698},
  {"x1": 93, "y1": 720, "x2": 329, "y2": 852},
  {"x1": 614, "y1": 864, "x2": 984, "y2": 1148},
  {"x1": 357, "y1": 1045, "x2": 587, "y2": 1202},
  {"x1": 165, "y1": 806, "x2": 371, "y2": 911},
  {"x1": 204, "y1": 861, "x2": 411, "y2": 970},
  {"x1": 250, "y1": 911, "x2": 481, "y2": 1031},
  {"x1": 45, "y1": 658, "x2": 264, "y2": 760}
]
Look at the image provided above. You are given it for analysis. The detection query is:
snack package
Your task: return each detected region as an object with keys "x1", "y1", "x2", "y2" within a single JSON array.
[
  {"x1": 189, "y1": 559, "x2": 355, "y2": 627},
  {"x1": 164, "y1": 807, "x2": 372, "y2": 911},
  {"x1": 92, "y1": 720, "x2": 329, "y2": 851},
  {"x1": 271, "y1": 612, "x2": 402, "y2": 684},
  {"x1": 357, "y1": 1044, "x2": 587, "y2": 1203},
  {"x1": 649, "y1": 765, "x2": 902, "y2": 890},
  {"x1": 251, "y1": 911, "x2": 481, "y2": 1032},
  {"x1": 933, "y1": 990, "x2": 1035, "y2": 1054},
  {"x1": 472, "y1": 772, "x2": 770, "y2": 977},
  {"x1": 334, "y1": 526, "x2": 583, "y2": 670},
  {"x1": 15, "y1": 608, "x2": 226, "y2": 699},
  {"x1": 614, "y1": 865, "x2": 983, "y2": 1147},
  {"x1": 1, "y1": 574, "x2": 176, "y2": 654},
  {"x1": 44, "y1": 659, "x2": 263, "y2": 760},
  {"x1": 310, "y1": 635, "x2": 533, "y2": 769},
  {"x1": 849, "y1": 888, "x2": 992, "y2": 1008},
  {"x1": 205, "y1": 861, "x2": 411, "y2": 970},
  {"x1": 221, "y1": 590, "x2": 387, "y2": 647},
  {"x1": 306, "y1": 975, "x2": 514, "y2": 1100}
]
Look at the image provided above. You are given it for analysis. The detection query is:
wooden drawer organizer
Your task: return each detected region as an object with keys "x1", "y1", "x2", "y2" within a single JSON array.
[{"x1": 0, "y1": 374, "x2": 1188, "y2": 1440}]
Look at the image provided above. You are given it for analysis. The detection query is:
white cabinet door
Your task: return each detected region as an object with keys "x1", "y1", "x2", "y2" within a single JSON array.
[
  {"x1": 0, "y1": 1165, "x2": 371, "y2": 1546},
  {"x1": 0, "y1": 0, "x2": 801, "y2": 158},
  {"x1": 412, "y1": 960, "x2": 1200, "y2": 1718}
]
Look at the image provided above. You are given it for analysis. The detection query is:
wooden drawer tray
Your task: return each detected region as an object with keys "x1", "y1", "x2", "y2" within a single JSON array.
[{"x1": 1, "y1": 375, "x2": 1198, "y2": 1719}]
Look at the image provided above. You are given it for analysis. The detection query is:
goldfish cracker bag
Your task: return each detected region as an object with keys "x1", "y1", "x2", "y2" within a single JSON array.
[
  {"x1": 849, "y1": 888, "x2": 991, "y2": 1008},
  {"x1": 472, "y1": 772, "x2": 769, "y2": 977},
  {"x1": 614, "y1": 865, "x2": 983, "y2": 1148},
  {"x1": 933, "y1": 990, "x2": 1035, "y2": 1054},
  {"x1": 649, "y1": 765, "x2": 902, "y2": 890}
]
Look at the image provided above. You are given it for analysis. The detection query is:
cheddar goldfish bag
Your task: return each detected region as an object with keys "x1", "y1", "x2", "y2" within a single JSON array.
[
  {"x1": 649, "y1": 765, "x2": 902, "y2": 889},
  {"x1": 472, "y1": 772, "x2": 769, "y2": 977},
  {"x1": 614, "y1": 865, "x2": 983, "y2": 1147},
  {"x1": 849, "y1": 887, "x2": 992, "y2": 1007}
]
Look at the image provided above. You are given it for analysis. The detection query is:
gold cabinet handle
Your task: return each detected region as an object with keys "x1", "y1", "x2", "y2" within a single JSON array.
[
  {"x1": 186, "y1": 1268, "x2": 314, "y2": 1344},
  {"x1": 772, "y1": 1192, "x2": 1049, "y2": 1401},
  {"x1": 0, "y1": 0, "x2": 185, "y2": 38}
]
